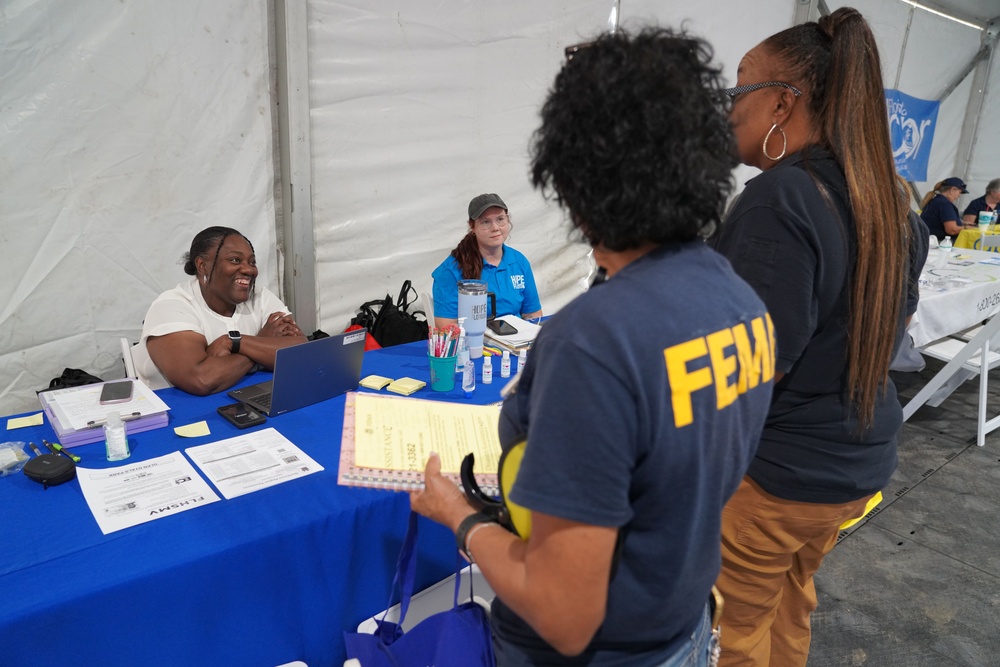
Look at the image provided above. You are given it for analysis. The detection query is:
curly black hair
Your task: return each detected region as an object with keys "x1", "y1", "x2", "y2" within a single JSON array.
[{"x1": 531, "y1": 28, "x2": 736, "y2": 250}]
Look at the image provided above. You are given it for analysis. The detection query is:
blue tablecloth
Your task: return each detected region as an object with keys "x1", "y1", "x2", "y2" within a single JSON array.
[{"x1": 0, "y1": 341, "x2": 506, "y2": 667}]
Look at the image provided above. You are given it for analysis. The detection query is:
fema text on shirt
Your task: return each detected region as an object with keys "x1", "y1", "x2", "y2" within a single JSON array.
[{"x1": 663, "y1": 313, "x2": 776, "y2": 428}]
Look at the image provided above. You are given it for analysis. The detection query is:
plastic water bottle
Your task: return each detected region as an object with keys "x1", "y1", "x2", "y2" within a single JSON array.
[
  {"x1": 937, "y1": 235, "x2": 952, "y2": 267},
  {"x1": 104, "y1": 412, "x2": 131, "y2": 462},
  {"x1": 462, "y1": 358, "x2": 476, "y2": 397},
  {"x1": 500, "y1": 350, "x2": 511, "y2": 378},
  {"x1": 482, "y1": 355, "x2": 493, "y2": 384},
  {"x1": 456, "y1": 318, "x2": 469, "y2": 376}
]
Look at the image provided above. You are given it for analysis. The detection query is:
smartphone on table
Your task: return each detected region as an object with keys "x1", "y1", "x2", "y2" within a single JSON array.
[
  {"x1": 487, "y1": 319, "x2": 518, "y2": 336},
  {"x1": 99, "y1": 380, "x2": 134, "y2": 404},
  {"x1": 217, "y1": 403, "x2": 267, "y2": 429}
]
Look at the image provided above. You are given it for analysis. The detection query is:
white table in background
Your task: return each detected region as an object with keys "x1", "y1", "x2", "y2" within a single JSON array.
[{"x1": 905, "y1": 247, "x2": 1000, "y2": 445}]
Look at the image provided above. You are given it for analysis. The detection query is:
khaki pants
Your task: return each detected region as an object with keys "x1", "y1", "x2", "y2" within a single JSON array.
[{"x1": 716, "y1": 476, "x2": 873, "y2": 667}]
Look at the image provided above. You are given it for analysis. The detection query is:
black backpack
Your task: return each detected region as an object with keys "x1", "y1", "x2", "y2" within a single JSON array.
[{"x1": 351, "y1": 280, "x2": 429, "y2": 348}]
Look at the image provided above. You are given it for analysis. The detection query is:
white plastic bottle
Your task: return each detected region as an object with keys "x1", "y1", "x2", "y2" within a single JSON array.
[
  {"x1": 462, "y1": 357, "x2": 476, "y2": 397},
  {"x1": 517, "y1": 350, "x2": 528, "y2": 374},
  {"x1": 937, "y1": 235, "x2": 953, "y2": 268},
  {"x1": 482, "y1": 355, "x2": 493, "y2": 384},
  {"x1": 456, "y1": 318, "x2": 469, "y2": 375},
  {"x1": 104, "y1": 412, "x2": 131, "y2": 462},
  {"x1": 500, "y1": 350, "x2": 511, "y2": 378}
]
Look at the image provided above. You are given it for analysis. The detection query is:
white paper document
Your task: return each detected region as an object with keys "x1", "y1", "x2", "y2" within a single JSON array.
[
  {"x1": 45, "y1": 380, "x2": 171, "y2": 431},
  {"x1": 185, "y1": 427, "x2": 323, "y2": 499},
  {"x1": 485, "y1": 315, "x2": 542, "y2": 348},
  {"x1": 77, "y1": 452, "x2": 221, "y2": 535}
]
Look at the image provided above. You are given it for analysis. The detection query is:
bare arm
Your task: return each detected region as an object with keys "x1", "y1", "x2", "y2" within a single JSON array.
[
  {"x1": 147, "y1": 331, "x2": 254, "y2": 396},
  {"x1": 963, "y1": 213, "x2": 977, "y2": 227},
  {"x1": 147, "y1": 312, "x2": 307, "y2": 395},
  {"x1": 944, "y1": 219, "x2": 964, "y2": 236},
  {"x1": 410, "y1": 454, "x2": 616, "y2": 656},
  {"x1": 520, "y1": 310, "x2": 543, "y2": 321},
  {"x1": 434, "y1": 316, "x2": 458, "y2": 329}
]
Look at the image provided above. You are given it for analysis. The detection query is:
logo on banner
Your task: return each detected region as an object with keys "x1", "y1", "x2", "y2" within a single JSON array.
[{"x1": 885, "y1": 89, "x2": 939, "y2": 182}]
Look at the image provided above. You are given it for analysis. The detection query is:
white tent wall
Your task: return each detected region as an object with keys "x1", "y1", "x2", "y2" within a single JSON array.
[
  {"x1": 2, "y1": 1, "x2": 997, "y2": 419},
  {"x1": 306, "y1": 0, "x2": 792, "y2": 338},
  {"x1": 0, "y1": 1, "x2": 278, "y2": 416}
]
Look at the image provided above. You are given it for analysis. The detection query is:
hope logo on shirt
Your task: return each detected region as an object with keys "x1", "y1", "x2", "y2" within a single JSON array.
[{"x1": 510, "y1": 274, "x2": 525, "y2": 290}]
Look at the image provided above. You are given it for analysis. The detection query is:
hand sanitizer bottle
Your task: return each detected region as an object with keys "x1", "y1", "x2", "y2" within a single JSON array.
[
  {"x1": 456, "y1": 318, "x2": 469, "y2": 375},
  {"x1": 104, "y1": 412, "x2": 131, "y2": 462},
  {"x1": 462, "y1": 357, "x2": 476, "y2": 398},
  {"x1": 482, "y1": 355, "x2": 493, "y2": 384},
  {"x1": 517, "y1": 350, "x2": 528, "y2": 374},
  {"x1": 500, "y1": 350, "x2": 511, "y2": 378}
]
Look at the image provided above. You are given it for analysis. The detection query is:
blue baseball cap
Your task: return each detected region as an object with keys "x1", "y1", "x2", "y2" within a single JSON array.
[{"x1": 941, "y1": 177, "x2": 968, "y2": 193}]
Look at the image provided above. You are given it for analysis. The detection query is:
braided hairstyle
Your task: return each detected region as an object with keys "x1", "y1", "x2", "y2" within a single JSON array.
[{"x1": 182, "y1": 226, "x2": 256, "y2": 294}]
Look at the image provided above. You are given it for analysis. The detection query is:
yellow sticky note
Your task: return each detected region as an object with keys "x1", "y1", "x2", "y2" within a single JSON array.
[
  {"x1": 386, "y1": 377, "x2": 426, "y2": 396},
  {"x1": 174, "y1": 421, "x2": 211, "y2": 438},
  {"x1": 360, "y1": 375, "x2": 393, "y2": 390},
  {"x1": 7, "y1": 413, "x2": 43, "y2": 429}
]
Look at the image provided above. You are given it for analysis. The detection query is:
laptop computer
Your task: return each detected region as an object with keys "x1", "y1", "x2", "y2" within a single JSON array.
[{"x1": 227, "y1": 330, "x2": 367, "y2": 416}]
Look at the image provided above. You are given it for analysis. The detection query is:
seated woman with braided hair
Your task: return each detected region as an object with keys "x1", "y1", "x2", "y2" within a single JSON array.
[
  {"x1": 134, "y1": 226, "x2": 307, "y2": 395},
  {"x1": 431, "y1": 193, "x2": 542, "y2": 328}
]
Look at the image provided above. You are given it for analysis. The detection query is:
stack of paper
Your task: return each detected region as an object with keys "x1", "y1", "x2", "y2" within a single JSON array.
[
  {"x1": 39, "y1": 380, "x2": 171, "y2": 447},
  {"x1": 484, "y1": 315, "x2": 541, "y2": 352}
]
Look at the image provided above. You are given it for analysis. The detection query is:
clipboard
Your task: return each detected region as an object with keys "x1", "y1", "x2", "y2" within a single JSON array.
[{"x1": 38, "y1": 381, "x2": 170, "y2": 447}]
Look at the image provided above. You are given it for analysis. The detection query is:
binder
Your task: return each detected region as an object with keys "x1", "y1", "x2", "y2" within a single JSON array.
[
  {"x1": 337, "y1": 392, "x2": 499, "y2": 494},
  {"x1": 38, "y1": 381, "x2": 170, "y2": 447}
]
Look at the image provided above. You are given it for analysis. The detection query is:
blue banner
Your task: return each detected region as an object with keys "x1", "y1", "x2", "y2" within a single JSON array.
[{"x1": 886, "y1": 89, "x2": 939, "y2": 182}]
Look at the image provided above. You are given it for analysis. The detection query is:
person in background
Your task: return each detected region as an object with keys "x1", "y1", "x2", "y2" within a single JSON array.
[
  {"x1": 920, "y1": 176, "x2": 967, "y2": 242},
  {"x1": 134, "y1": 226, "x2": 306, "y2": 394},
  {"x1": 431, "y1": 193, "x2": 542, "y2": 328},
  {"x1": 412, "y1": 29, "x2": 775, "y2": 665},
  {"x1": 961, "y1": 178, "x2": 1000, "y2": 227},
  {"x1": 711, "y1": 7, "x2": 924, "y2": 666}
]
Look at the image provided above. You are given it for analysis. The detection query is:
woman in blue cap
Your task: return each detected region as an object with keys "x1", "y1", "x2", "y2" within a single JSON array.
[
  {"x1": 431, "y1": 193, "x2": 542, "y2": 328},
  {"x1": 920, "y1": 176, "x2": 968, "y2": 243}
]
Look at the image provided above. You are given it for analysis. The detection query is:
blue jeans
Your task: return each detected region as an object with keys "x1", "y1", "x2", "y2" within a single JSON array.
[{"x1": 656, "y1": 602, "x2": 719, "y2": 667}]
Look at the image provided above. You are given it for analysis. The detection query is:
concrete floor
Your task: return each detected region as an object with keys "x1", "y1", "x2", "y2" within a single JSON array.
[{"x1": 809, "y1": 358, "x2": 1000, "y2": 666}]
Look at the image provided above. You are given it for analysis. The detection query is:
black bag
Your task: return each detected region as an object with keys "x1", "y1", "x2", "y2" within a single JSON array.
[
  {"x1": 352, "y1": 280, "x2": 429, "y2": 348},
  {"x1": 39, "y1": 368, "x2": 104, "y2": 394}
]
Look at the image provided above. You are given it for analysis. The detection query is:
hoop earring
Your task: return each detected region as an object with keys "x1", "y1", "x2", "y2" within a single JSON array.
[{"x1": 762, "y1": 123, "x2": 787, "y2": 162}]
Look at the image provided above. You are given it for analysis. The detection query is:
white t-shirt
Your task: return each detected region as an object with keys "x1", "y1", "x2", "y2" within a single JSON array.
[{"x1": 135, "y1": 277, "x2": 290, "y2": 389}]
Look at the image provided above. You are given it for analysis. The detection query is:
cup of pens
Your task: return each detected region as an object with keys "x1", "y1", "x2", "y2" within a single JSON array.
[{"x1": 428, "y1": 326, "x2": 459, "y2": 392}]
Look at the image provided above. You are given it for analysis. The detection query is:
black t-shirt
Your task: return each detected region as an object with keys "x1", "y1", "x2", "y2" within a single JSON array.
[{"x1": 711, "y1": 147, "x2": 921, "y2": 503}]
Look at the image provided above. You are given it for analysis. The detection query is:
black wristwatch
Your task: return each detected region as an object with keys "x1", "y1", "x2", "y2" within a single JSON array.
[{"x1": 228, "y1": 330, "x2": 242, "y2": 355}]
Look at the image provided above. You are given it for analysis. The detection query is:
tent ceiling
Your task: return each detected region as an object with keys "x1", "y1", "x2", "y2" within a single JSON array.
[{"x1": 917, "y1": 0, "x2": 998, "y2": 25}]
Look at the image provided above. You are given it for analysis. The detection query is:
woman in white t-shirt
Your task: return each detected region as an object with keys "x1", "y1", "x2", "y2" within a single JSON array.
[{"x1": 135, "y1": 226, "x2": 307, "y2": 394}]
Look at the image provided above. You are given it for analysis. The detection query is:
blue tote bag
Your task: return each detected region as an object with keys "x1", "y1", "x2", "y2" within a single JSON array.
[{"x1": 344, "y1": 512, "x2": 495, "y2": 667}]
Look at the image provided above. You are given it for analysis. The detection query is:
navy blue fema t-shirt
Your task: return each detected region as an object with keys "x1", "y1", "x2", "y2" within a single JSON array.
[{"x1": 493, "y1": 241, "x2": 774, "y2": 665}]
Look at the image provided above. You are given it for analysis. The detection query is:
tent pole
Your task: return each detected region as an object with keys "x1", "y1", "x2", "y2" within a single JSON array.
[
  {"x1": 273, "y1": 0, "x2": 318, "y2": 334},
  {"x1": 954, "y1": 20, "x2": 997, "y2": 180}
]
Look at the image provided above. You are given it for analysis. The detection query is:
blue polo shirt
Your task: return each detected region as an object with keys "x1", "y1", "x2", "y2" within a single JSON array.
[
  {"x1": 920, "y1": 193, "x2": 961, "y2": 242},
  {"x1": 431, "y1": 245, "x2": 541, "y2": 319}
]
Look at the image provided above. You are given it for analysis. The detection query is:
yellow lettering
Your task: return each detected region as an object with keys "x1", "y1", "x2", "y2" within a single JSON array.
[
  {"x1": 732, "y1": 321, "x2": 762, "y2": 390},
  {"x1": 706, "y1": 328, "x2": 738, "y2": 411},
  {"x1": 664, "y1": 339, "x2": 712, "y2": 428}
]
